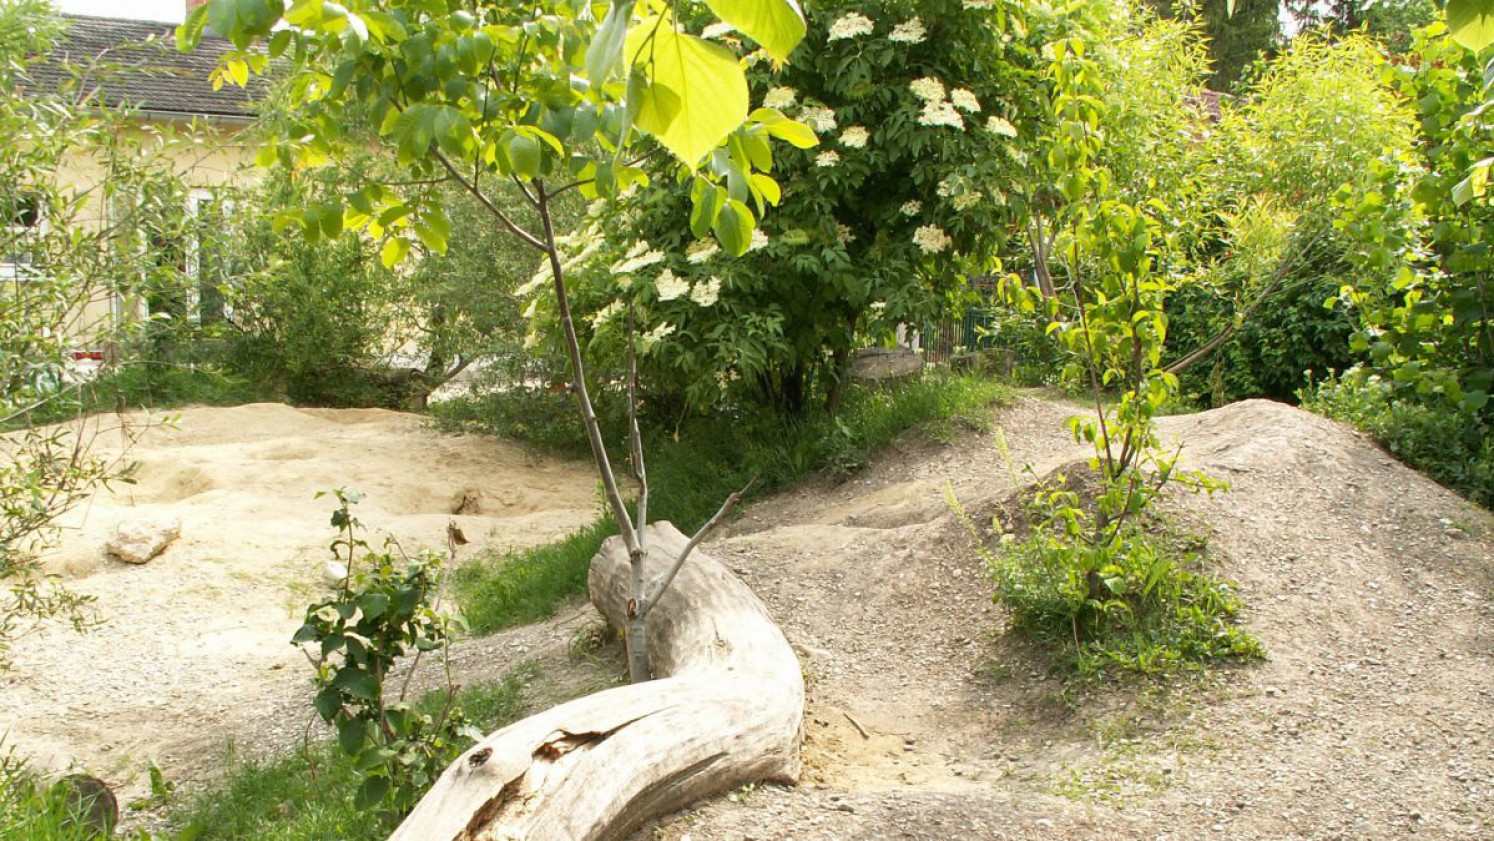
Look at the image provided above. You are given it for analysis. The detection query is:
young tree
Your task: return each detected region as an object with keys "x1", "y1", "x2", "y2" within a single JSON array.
[
  {"x1": 192, "y1": 0, "x2": 817, "y2": 832},
  {"x1": 1, "y1": 1, "x2": 200, "y2": 664}
]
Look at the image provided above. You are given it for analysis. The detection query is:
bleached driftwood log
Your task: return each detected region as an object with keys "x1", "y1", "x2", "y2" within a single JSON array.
[{"x1": 389, "y1": 522, "x2": 803, "y2": 841}]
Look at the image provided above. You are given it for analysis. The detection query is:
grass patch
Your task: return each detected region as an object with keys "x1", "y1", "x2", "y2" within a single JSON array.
[
  {"x1": 167, "y1": 665, "x2": 537, "y2": 841},
  {"x1": 438, "y1": 373, "x2": 1011, "y2": 634}
]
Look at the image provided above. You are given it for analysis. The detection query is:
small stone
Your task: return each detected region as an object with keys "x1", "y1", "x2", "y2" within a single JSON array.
[{"x1": 105, "y1": 515, "x2": 181, "y2": 564}]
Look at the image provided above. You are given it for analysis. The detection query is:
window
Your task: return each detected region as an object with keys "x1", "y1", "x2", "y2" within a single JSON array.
[{"x1": 2, "y1": 192, "x2": 44, "y2": 281}]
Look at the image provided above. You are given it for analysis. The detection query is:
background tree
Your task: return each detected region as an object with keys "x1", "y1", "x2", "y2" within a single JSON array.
[{"x1": 522, "y1": 0, "x2": 1043, "y2": 416}]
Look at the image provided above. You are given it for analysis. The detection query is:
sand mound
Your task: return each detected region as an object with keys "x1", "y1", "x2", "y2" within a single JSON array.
[
  {"x1": 1, "y1": 403, "x2": 596, "y2": 781},
  {"x1": 635, "y1": 394, "x2": 1494, "y2": 840}
]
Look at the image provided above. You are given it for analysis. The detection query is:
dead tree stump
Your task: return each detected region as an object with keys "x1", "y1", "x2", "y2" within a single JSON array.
[{"x1": 389, "y1": 521, "x2": 803, "y2": 841}]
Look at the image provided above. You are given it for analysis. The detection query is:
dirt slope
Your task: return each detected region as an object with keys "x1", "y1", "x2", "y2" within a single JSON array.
[
  {"x1": 0, "y1": 403, "x2": 598, "y2": 785},
  {"x1": 631, "y1": 395, "x2": 1494, "y2": 841},
  {"x1": 6, "y1": 394, "x2": 1492, "y2": 841}
]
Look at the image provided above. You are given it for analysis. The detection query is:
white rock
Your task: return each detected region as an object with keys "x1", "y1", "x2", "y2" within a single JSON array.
[{"x1": 106, "y1": 515, "x2": 181, "y2": 564}]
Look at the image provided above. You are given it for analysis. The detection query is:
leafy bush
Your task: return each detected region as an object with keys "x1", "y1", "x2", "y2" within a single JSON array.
[
  {"x1": 965, "y1": 470, "x2": 1264, "y2": 675},
  {"x1": 291, "y1": 490, "x2": 470, "y2": 815},
  {"x1": 1303, "y1": 371, "x2": 1494, "y2": 508},
  {"x1": 172, "y1": 668, "x2": 533, "y2": 841}
]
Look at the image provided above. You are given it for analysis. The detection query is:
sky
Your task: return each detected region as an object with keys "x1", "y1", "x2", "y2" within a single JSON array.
[{"x1": 54, "y1": 0, "x2": 185, "y2": 23}]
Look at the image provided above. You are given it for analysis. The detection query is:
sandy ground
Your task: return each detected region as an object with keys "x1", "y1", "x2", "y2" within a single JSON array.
[
  {"x1": 5, "y1": 393, "x2": 1494, "y2": 841},
  {"x1": 0, "y1": 403, "x2": 598, "y2": 787},
  {"x1": 628, "y1": 395, "x2": 1494, "y2": 840}
]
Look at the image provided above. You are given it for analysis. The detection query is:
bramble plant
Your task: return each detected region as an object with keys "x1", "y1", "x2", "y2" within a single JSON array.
[
  {"x1": 192, "y1": 0, "x2": 814, "y2": 684},
  {"x1": 292, "y1": 489, "x2": 475, "y2": 813}
]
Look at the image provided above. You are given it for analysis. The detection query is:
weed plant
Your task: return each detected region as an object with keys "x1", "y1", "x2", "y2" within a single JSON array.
[{"x1": 436, "y1": 373, "x2": 1010, "y2": 634}]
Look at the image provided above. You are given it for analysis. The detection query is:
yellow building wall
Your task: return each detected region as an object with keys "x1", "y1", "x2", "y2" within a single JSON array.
[{"x1": 54, "y1": 115, "x2": 258, "y2": 349}]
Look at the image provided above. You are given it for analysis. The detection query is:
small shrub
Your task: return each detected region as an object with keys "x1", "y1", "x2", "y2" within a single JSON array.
[
  {"x1": 291, "y1": 490, "x2": 473, "y2": 815},
  {"x1": 1302, "y1": 370, "x2": 1494, "y2": 508},
  {"x1": 958, "y1": 467, "x2": 1264, "y2": 676}
]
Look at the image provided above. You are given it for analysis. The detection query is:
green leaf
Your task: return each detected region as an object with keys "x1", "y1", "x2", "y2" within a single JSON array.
[
  {"x1": 175, "y1": 4, "x2": 209, "y2": 52},
  {"x1": 690, "y1": 178, "x2": 726, "y2": 238},
  {"x1": 701, "y1": 0, "x2": 807, "y2": 62},
  {"x1": 206, "y1": 0, "x2": 281, "y2": 49},
  {"x1": 381, "y1": 237, "x2": 409, "y2": 269},
  {"x1": 508, "y1": 133, "x2": 543, "y2": 178},
  {"x1": 337, "y1": 717, "x2": 368, "y2": 755},
  {"x1": 713, "y1": 198, "x2": 754, "y2": 256},
  {"x1": 750, "y1": 172, "x2": 781, "y2": 206},
  {"x1": 355, "y1": 774, "x2": 391, "y2": 809},
  {"x1": 333, "y1": 667, "x2": 381, "y2": 701},
  {"x1": 313, "y1": 687, "x2": 342, "y2": 722},
  {"x1": 749, "y1": 108, "x2": 817, "y2": 148},
  {"x1": 627, "y1": 21, "x2": 749, "y2": 167},
  {"x1": 1448, "y1": 0, "x2": 1494, "y2": 51},
  {"x1": 587, "y1": 0, "x2": 635, "y2": 86}
]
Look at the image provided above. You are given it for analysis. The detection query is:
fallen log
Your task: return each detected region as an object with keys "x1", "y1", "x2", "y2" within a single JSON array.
[{"x1": 389, "y1": 522, "x2": 804, "y2": 841}]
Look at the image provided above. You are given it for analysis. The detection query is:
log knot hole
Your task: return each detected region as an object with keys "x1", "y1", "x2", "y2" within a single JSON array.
[{"x1": 468, "y1": 747, "x2": 493, "y2": 768}]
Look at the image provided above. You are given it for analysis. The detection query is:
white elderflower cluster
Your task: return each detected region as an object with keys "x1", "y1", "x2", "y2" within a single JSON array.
[
  {"x1": 839, "y1": 125, "x2": 870, "y2": 148},
  {"x1": 913, "y1": 224, "x2": 952, "y2": 254},
  {"x1": 686, "y1": 238, "x2": 719, "y2": 264},
  {"x1": 920, "y1": 100, "x2": 965, "y2": 129},
  {"x1": 655, "y1": 268, "x2": 689, "y2": 301},
  {"x1": 691, "y1": 276, "x2": 722, "y2": 307},
  {"x1": 801, "y1": 105, "x2": 838, "y2": 133},
  {"x1": 900, "y1": 200, "x2": 923, "y2": 216},
  {"x1": 640, "y1": 322, "x2": 675, "y2": 350},
  {"x1": 936, "y1": 176, "x2": 959, "y2": 198},
  {"x1": 837, "y1": 223, "x2": 855, "y2": 243},
  {"x1": 951, "y1": 190, "x2": 984, "y2": 211},
  {"x1": 611, "y1": 240, "x2": 665, "y2": 275},
  {"x1": 986, "y1": 115, "x2": 1018, "y2": 137},
  {"x1": 963, "y1": 0, "x2": 994, "y2": 8},
  {"x1": 763, "y1": 86, "x2": 797, "y2": 109},
  {"x1": 909, "y1": 76, "x2": 946, "y2": 104},
  {"x1": 827, "y1": 12, "x2": 875, "y2": 41},
  {"x1": 910, "y1": 77, "x2": 964, "y2": 129},
  {"x1": 749, "y1": 228, "x2": 769, "y2": 251},
  {"x1": 816, "y1": 150, "x2": 841, "y2": 167},
  {"x1": 951, "y1": 88, "x2": 981, "y2": 113},
  {"x1": 889, "y1": 17, "x2": 926, "y2": 44},
  {"x1": 590, "y1": 300, "x2": 624, "y2": 325}
]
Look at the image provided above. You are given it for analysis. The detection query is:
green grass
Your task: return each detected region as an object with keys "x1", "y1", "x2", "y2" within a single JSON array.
[
  {"x1": 167, "y1": 665, "x2": 535, "y2": 841},
  {"x1": 437, "y1": 373, "x2": 1011, "y2": 634}
]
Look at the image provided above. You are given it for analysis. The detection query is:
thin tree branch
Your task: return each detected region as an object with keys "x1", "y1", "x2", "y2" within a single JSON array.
[
  {"x1": 626, "y1": 302, "x2": 649, "y2": 540},
  {"x1": 432, "y1": 150, "x2": 546, "y2": 251},
  {"x1": 641, "y1": 479, "x2": 754, "y2": 617},
  {"x1": 535, "y1": 179, "x2": 640, "y2": 555}
]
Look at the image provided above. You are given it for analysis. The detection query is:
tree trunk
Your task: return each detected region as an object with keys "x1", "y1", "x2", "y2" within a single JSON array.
[{"x1": 388, "y1": 522, "x2": 804, "y2": 841}]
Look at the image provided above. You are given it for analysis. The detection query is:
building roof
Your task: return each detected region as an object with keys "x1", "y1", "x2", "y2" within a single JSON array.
[{"x1": 22, "y1": 15, "x2": 262, "y2": 121}]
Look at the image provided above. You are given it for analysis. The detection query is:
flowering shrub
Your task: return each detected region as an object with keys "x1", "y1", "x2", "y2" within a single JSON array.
[{"x1": 524, "y1": 0, "x2": 1043, "y2": 414}]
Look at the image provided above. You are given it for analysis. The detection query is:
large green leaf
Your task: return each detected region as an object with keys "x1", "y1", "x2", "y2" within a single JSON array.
[
  {"x1": 627, "y1": 20, "x2": 749, "y2": 167},
  {"x1": 702, "y1": 0, "x2": 806, "y2": 62},
  {"x1": 1448, "y1": 0, "x2": 1494, "y2": 51},
  {"x1": 587, "y1": 0, "x2": 635, "y2": 86}
]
